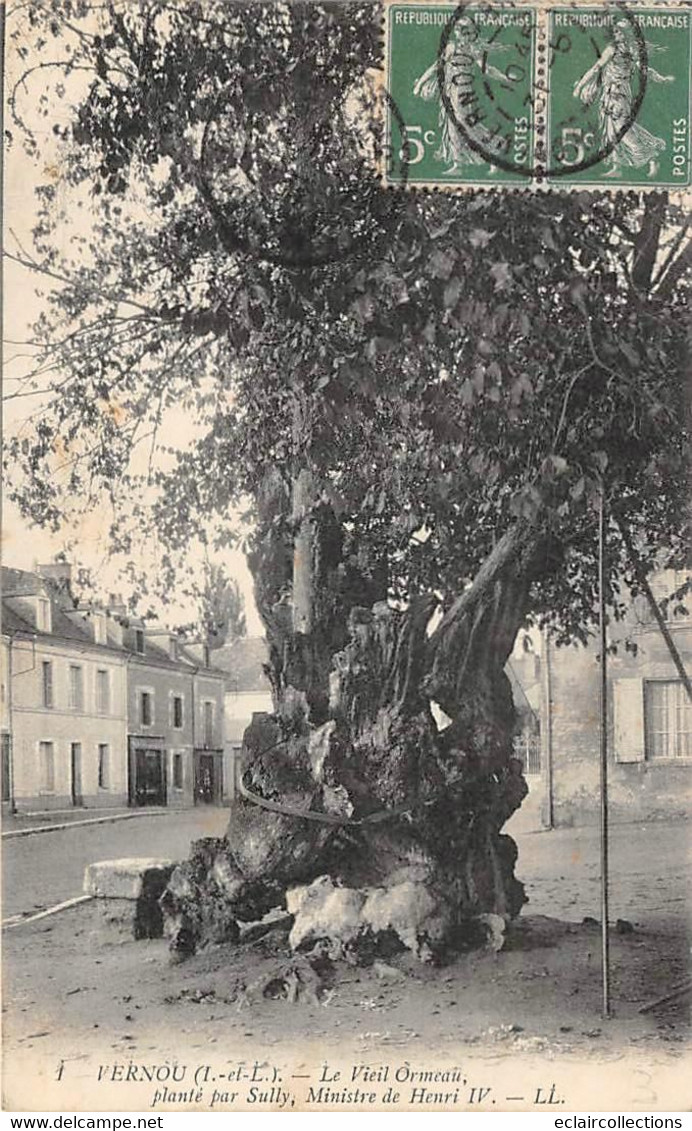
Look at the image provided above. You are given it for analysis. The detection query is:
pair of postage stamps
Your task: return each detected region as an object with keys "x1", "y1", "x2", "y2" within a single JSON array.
[{"x1": 384, "y1": 1, "x2": 692, "y2": 188}]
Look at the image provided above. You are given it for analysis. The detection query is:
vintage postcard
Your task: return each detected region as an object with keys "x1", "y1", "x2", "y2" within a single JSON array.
[{"x1": 2, "y1": 0, "x2": 690, "y2": 1115}]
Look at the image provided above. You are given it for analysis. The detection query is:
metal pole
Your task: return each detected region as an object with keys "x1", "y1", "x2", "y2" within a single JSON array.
[
  {"x1": 541, "y1": 628, "x2": 554, "y2": 830},
  {"x1": 598, "y1": 486, "x2": 611, "y2": 1018}
]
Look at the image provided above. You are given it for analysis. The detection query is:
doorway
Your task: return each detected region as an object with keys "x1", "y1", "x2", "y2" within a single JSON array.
[
  {"x1": 195, "y1": 753, "x2": 217, "y2": 804},
  {"x1": 1, "y1": 734, "x2": 11, "y2": 804},
  {"x1": 134, "y1": 748, "x2": 166, "y2": 806},
  {"x1": 70, "y1": 743, "x2": 83, "y2": 807}
]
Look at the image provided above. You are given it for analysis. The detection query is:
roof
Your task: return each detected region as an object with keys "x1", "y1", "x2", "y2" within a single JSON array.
[
  {"x1": 2, "y1": 566, "x2": 111, "y2": 647},
  {"x1": 1, "y1": 567, "x2": 46, "y2": 598},
  {"x1": 127, "y1": 637, "x2": 225, "y2": 678},
  {"x1": 0, "y1": 603, "x2": 36, "y2": 634},
  {"x1": 211, "y1": 636, "x2": 271, "y2": 692},
  {"x1": 0, "y1": 565, "x2": 224, "y2": 678}
]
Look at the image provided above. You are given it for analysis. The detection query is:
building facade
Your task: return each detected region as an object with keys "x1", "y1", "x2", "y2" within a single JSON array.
[
  {"x1": 509, "y1": 571, "x2": 692, "y2": 827},
  {"x1": 211, "y1": 637, "x2": 273, "y2": 799},
  {"x1": 1, "y1": 634, "x2": 11, "y2": 808},
  {"x1": 2, "y1": 566, "x2": 129, "y2": 812},
  {"x1": 125, "y1": 629, "x2": 226, "y2": 808},
  {"x1": 1, "y1": 564, "x2": 226, "y2": 813}
]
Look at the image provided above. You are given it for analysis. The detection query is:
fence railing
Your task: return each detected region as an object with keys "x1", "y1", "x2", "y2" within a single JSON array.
[{"x1": 513, "y1": 732, "x2": 542, "y2": 775}]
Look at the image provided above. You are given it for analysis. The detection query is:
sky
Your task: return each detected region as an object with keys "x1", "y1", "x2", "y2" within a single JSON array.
[{"x1": 2, "y1": 21, "x2": 263, "y2": 634}]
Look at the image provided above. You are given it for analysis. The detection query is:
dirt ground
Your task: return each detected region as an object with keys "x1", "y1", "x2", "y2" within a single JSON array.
[{"x1": 3, "y1": 818, "x2": 690, "y2": 1113}]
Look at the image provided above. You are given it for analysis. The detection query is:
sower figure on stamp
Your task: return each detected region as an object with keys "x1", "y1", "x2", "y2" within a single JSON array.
[
  {"x1": 413, "y1": 18, "x2": 516, "y2": 175},
  {"x1": 573, "y1": 19, "x2": 674, "y2": 178}
]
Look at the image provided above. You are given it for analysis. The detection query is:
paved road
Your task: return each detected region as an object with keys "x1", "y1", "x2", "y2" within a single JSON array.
[{"x1": 2, "y1": 807, "x2": 228, "y2": 920}]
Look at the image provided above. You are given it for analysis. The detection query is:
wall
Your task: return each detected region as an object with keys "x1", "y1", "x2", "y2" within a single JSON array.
[
  {"x1": 1, "y1": 636, "x2": 10, "y2": 734},
  {"x1": 192, "y1": 672, "x2": 226, "y2": 804},
  {"x1": 193, "y1": 673, "x2": 225, "y2": 751},
  {"x1": 1, "y1": 637, "x2": 12, "y2": 806},
  {"x1": 546, "y1": 621, "x2": 692, "y2": 826},
  {"x1": 9, "y1": 637, "x2": 128, "y2": 811},
  {"x1": 126, "y1": 661, "x2": 225, "y2": 807},
  {"x1": 224, "y1": 689, "x2": 274, "y2": 745},
  {"x1": 223, "y1": 690, "x2": 273, "y2": 801},
  {"x1": 127, "y1": 659, "x2": 195, "y2": 808}
]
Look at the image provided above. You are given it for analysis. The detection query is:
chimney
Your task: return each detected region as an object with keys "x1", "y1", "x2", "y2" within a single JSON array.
[
  {"x1": 108, "y1": 613, "x2": 124, "y2": 648},
  {"x1": 108, "y1": 593, "x2": 128, "y2": 619},
  {"x1": 37, "y1": 561, "x2": 73, "y2": 593}
]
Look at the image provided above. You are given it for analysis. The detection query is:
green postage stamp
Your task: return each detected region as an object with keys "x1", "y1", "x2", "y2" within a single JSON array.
[{"x1": 385, "y1": 2, "x2": 692, "y2": 189}]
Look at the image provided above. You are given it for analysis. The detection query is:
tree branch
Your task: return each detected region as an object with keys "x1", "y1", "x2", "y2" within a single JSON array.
[
  {"x1": 616, "y1": 515, "x2": 692, "y2": 703},
  {"x1": 4, "y1": 248, "x2": 159, "y2": 315},
  {"x1": 631, "y1": 194, "x2": 666, "y2": 293}
]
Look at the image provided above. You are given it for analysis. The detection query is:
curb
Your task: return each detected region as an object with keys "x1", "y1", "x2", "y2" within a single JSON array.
[
  {"x1": 2, "y1": 809, "x2": 170, "y2": 840},
  {"x1": 2, "y1": 894, "x2": 93, "y2": 929}
]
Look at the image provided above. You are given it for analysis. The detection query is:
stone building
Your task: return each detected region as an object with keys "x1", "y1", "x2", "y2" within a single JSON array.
[
  {"x1": 119, "y1": 621, "x2": 226, "y2": 808},
  {"x1": 1, "y1": 564, "x2": 129, "y2": 812},
  {"x1": 210, "y1": 636, "x2": 273, "y2": 798},
  {"x1": 1, "y1": 563, "x2": 226, "y2": 812},
  {"x1": 510, "y1": 571, "x2": 692, "y2": 827}
]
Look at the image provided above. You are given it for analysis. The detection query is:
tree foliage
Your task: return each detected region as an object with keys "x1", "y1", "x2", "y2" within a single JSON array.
[
  {"x1": 175, "y1": 560, "x2": 247, "y2": 646},
  {"x1": 5, "y1": 0, "x2": 690, "y2": 648}
]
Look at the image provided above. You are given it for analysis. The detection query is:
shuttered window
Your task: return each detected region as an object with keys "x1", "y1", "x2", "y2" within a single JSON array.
[
  {"x1": 173, "y1": 696, "x2": 184, "y2": 729},
  {"x1": 98, "y1": 744, "x2": 110, "y2": 789},
  {"x1": 39, "y1": 741, "x2": 55, "y2": 791},
  {"x1": 42, "y1": 661, "x2": 54, "y2": 709},
  {"x1": 69, "y1": 666, "x2": 84, "y2": 711},
  {"x1": 140, "y1": 691, "x2": 153, "y2": 727},
  {"x1": 96, "y1": 670, "x2": 110, "y2": 714},
  {"x1": 203, "y1": 701, "x2": 214, "y2": 746},
  {"x1": 173, "y1": 753, "x2": 183, "y2": 790},
  {"x1": 613, "y1": 679, "x2": 645, "y2": 763}
]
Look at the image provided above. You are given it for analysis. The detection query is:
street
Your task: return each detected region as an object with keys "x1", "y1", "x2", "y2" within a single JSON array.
[
  {"x1": 2, "y1": 807, "x2": 689, "y2": 1113},
  {"x1": 2, "y1": 807, "x2": 228, "y2": 920},
  {"x1": 2, "y1": 797, "x2": 689, "y2": 934}
]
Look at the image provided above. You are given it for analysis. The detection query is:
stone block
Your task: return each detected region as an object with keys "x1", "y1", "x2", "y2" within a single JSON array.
[
  {"x1": 84, "y1": 858, "x2": 175, "y2": 940},
  {"x1": 85, "y1": 857, "x2": 174, "y2": 899}
]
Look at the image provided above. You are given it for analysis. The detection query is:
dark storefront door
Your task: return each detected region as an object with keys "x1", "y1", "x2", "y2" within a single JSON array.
[
  {"x1": 195, "y1": 754, "x2": 216, "y2": 804},
  {"x1": 135, "y1": 748, "x2": 166, "y2": 806},
  {"x1": 1, "y1": 734, "x2": 11, "y2": 803},
  {"x1": 70, "y1": 742, "x2": 83, "y2": 807}
]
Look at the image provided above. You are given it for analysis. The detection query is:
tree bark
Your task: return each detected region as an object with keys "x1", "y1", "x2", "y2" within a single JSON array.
[
  {"x1": 162, "y1": 522, "x2": 534, "y2": 962},
  {"x1": 291, "y1": 467, "x2": 316, "y2": 635}
]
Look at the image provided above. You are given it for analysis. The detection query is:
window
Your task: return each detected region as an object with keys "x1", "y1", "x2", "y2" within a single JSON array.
[
  {"x1": 203, "y1": 645, "x2": 210, "y2": 668},
  {"x1": 39, "y1": 741, "x2": 55, "y2": 791},
  {"x1": 203, "y1": 701, "x2": 214, "y2": 747},
  {"x1": 135, "y1": 629, "x2": 145, "y2": 654},
  {"x1": 42, "y1": 661, "x2": 54, "y2": 709},
  {"x1": 98, "y1": 744, "x2": 110, "y2": 789},
  {"x1": 69, "y1": 665, "x2": 84, "y2": 711},
  {"x1": 173, "y1": 753, "x2": 183, "y2": 790},
  {"x1": 140, "y1": 690, "x2": 153, "y2": 727},
  {"x1": 170, "y1": 638, "x2": 178, "y2": 661},
  {"x1": 634, "y1": 571, "x2": 692, "y2": 627},
  {"x1": 645, "y1": 681, "x2": 692, "y2": 760},
  {"x1": 37, "y1": 597, "x2": 51, "y2": 632},
  {"x1": 93, "y1": 613, "x2": 107, "y2": 645},
  {"x1": 96, "y1": 669, "x2": 110, "y2": 714},
  {"x1": 173, "y1": 695, "x2": 184, "y2": 729}
]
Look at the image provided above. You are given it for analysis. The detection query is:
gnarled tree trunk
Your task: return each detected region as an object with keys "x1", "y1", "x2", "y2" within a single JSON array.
[{"x1": 161, "y1": 516, "x2": 536, "y2": 963}]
